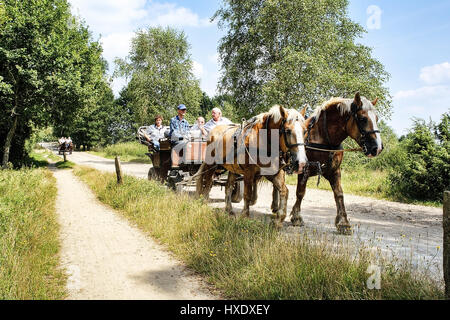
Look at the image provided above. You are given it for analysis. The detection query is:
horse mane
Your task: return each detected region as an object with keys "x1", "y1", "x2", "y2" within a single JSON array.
[
  {"x1": 251, "y1": 105, "x2": 304, "y2": 127},
  {"x1": 310, "y1": 96, "x2": 376, "y2": 120}
]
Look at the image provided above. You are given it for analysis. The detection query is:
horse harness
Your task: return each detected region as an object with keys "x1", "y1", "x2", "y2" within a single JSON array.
[
  {"x1": 229, "y1": 114, "x2": 305, "y2": 172},
  {"x1": 300, "y1": 104, "x2": 380, "y2": 184},
  {"x1": 305, "y1": 103, "x2": 381, "y2": 156}
]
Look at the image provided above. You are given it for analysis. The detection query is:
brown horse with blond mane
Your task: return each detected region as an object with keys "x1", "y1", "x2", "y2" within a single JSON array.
[
  {"x1": 196, "y1": 105, "x2": 308, "y2": 227},
  {"x1": 272, "y1": 93, "x2": 383, "y2": 234}
]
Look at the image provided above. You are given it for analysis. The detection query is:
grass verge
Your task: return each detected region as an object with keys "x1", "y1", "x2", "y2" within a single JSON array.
[
  {"x1": 0, "y1": 168, "x2": 66, "y2": 299},
  {"x1": 285, "y1": 168, "x2": 441, "y2": 207},
  {"x1": 74, "y1": 165, "x2": 443, "y2": 300},
  {"x1": 55, "y1": 160, "x2": 76, "y2": 170},
  {"x1": 89, "y1": 141, "x2": 150, "y2": 163}
]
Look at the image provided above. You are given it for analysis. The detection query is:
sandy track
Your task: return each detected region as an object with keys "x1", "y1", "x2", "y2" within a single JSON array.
[
  {"x1": 52, "y1": 167, "x2": 217, "y2": 300},
  {"x1": 43, "y1": 143, "x2": 444, "y2": 280}
]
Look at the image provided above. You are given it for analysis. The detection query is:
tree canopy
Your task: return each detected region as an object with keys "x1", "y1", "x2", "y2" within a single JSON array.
[
  {"x1": 115, "y1": 27, "x2": 203, "y2": 125},
  {"x1": 0, "y1": 0, "x2": 112, "y2": 165},
  {"x1": 213, "y1": 0, "x2": 392, "y2": 119}
]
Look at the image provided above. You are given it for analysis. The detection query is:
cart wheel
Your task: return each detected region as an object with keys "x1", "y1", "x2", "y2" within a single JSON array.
[
  {"x1": 167, "y1": 170, "x2": 184, "y2": 192},
  {"x1": 231, "y1": 180, "x2": 244, "y2": 203},
  {"x1": 167, "y1": 176, "x2": 183, "y2": 192},
  {"x1": 148, "y1": 167, "x2": 158, "y2": 181}
]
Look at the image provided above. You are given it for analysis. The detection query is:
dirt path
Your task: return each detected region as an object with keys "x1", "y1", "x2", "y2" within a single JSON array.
[
  {"x1": 42, "y1": 143, "x2": 444, "y2": 280},
  {"x1": 51, "y1": 166, "x2": 217, "y2": 300}
]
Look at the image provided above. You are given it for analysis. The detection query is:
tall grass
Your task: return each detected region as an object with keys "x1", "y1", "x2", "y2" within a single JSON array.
[
  {"x1": 90, "y1": 141, "x2": 149, "y2": 163},
  {"x1": 0, "y1": 168, "x2": 66, "y2": 299},
  {"x1": 74, "y1": 166, "x2": 444, "y2": 300}
]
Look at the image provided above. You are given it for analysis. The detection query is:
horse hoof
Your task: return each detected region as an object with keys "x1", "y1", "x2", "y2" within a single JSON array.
[
  {"x1": 291, "y1": 217, "x2": 304, "y2": 227},
  {"x1": 238, "y1": 210, "x2": 250, "y2": 218},
  {"x1": 270, "y1": 220, "x2": 283, "y2": 229},
  {"x1": 336, "y1": 224, "x2": 352, "y2": 235}
]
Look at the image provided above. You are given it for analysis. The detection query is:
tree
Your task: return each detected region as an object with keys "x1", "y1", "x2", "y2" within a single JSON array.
[
  {"x1": 0, "y1": 0, "x2": 111, "y2": 167},
  {"x1": 213, "y1": 0, "x2": 392, "y2": 119},
  {"x1": 102, "y1": 87, "x2": 137, "y2": 145},
  {"x1": 115, "y1": 27, "x2": 203, "y2": 126},
  {"x1": 436, "y1": 111, "x2": 449, "y2": 143},
  {"x1": 387, "y1": 117, "x2": 450, "y2": 202}
]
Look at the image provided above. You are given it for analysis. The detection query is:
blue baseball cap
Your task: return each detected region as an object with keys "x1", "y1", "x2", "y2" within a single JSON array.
[{"x1": 177, "y1": 104, "x2": 187, "y2": 110}]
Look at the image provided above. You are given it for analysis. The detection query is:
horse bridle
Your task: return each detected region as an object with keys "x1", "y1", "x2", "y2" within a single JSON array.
[
  {"x1": 349, "y1": 103, "x2": 380, "y2": 154},
  {"x1": 279, "y1": 118, "x2": 306, "y2": 149},
  {"x1": 276, "y1": 117, "x2": 307, "y2": 174}
]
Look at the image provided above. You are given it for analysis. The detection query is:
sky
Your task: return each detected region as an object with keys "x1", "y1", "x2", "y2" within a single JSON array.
[{"x1": 68, "y1": 0, "x2": 450, "y2": 136}]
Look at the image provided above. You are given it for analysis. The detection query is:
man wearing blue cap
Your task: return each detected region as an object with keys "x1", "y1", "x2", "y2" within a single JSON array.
[{"x1": 169, "y1": 104, "x2": 190, "y2": 144}]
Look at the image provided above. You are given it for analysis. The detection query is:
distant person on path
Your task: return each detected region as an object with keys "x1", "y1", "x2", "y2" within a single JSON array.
[{"x1": 66, "y1": 136, "x2": 72, "y2": 148}]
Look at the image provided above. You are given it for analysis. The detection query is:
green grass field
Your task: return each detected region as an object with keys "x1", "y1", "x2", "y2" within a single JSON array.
[
  {"x1": 74, "y1": 165, "x2": 444, "y2": 300},
  {"x1": 0, "y1": 167, "x2": 66, "y2": 299},
  {"x1": 89, "y1": 141, "x2": 150, "y2": 163}
]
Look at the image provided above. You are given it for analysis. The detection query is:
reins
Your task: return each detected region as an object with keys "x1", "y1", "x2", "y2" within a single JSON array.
[{"x1": 305, "y1": 145, "x2": 362, "y2": 153}]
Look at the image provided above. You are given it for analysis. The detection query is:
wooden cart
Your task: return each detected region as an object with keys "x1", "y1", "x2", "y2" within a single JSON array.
[{"x1": 137, "y1": 126, "x2": 243, "y2": 202}]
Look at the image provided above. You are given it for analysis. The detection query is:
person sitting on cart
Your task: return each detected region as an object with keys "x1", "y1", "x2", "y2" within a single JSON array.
[
  {"x1": 169, "y1": 104, "x2": 190, "y2": 145},
  {"x1": 144, "y1": 115, "x2": 166, "y2": 151},
  {"x1": 201, "y1": 107, "x2": 233, "y2": 136},
  {"x1": 66, "y1": 136, "x2": 72, "y2": 149},
  {"x1": 190, "y1": 116, "x2": 206, "y2": 139}
]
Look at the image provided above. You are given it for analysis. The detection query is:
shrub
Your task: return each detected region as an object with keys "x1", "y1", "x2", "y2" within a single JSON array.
[{"x1": 387, "y1": 118, "x2": 450, "y2": 202}]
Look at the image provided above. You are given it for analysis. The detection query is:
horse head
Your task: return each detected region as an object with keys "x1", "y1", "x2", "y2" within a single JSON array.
[
  {"x1": 346, "y1": 92, "x2": 383, "y2": 157},
  {"x1": 269, "y1": 105, "x2": 308, "y2": 173}
]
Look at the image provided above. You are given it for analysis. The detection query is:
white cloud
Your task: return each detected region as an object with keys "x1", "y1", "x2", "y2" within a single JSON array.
[
  {"x1": 192, "y1": 61, "x2": 204, "y2": 79},
  {"x1": 208, "y1": 53, "x2": 220, "y2": 65},
  {"x1": 69, "y1": 0, "x2": 148, "y2": 35},
  {"x1": 419, "y1": 62, "x2": 450, "y2": 85},
  {"x1": 100, "y1": 32, "x2": 135, "y2": 69},
  {"x1": 395, "y1": 85, "x2": 450, "y2": 100},
  {"x1": 150, "y1": 3, "x2": 214, "y2": 28},
  {"x1": 392, "y1": 84, "x2": 450, "y2": 133}
]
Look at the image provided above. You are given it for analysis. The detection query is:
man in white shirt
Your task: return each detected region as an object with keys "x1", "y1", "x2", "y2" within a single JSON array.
[{"x1": 202, "y1": 108, "x2": 233, "y2": 137}]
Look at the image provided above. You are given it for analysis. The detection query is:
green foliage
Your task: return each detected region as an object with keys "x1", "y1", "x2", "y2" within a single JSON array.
[
  {"x1": 200, "y1": 93, "x2": 240, "y2": 122},
  {"x1": 214, "y1": 0, "x2": 392, "y2": 119},
  {"x1": 115, "y1": 27, "x2": 203, "y2": 126},
  {"x1": 91, "y1": 141, "x2": 149, "y2": 163},
  {"x1": 0, "y1": 0, "x2": 112, "y2": 165},
  {"x1": 102, "y1": 87, "x2": 137, "y2": 145},
  {"x1": 341, "y1": 121, "x2": 401, "y2": 170},
  {"x1": 435, "y1": 112, "x2": 449, "y2": 143},
  {"x1": 68, "y1": 80, "x2": 116, "y2": 149},
  {"x1": 387, "y1": 118, "x2": 449, "y2": 202}
]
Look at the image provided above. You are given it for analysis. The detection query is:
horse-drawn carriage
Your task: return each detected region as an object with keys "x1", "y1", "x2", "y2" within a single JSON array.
[
  {"x1": 58, "y1": 141, "x2": 73, "y2": 155},
  {"x1": 136, "y1": 126, "x2": 243, "y2": 202}
]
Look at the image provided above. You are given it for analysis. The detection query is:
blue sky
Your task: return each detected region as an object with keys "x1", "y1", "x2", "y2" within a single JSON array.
[{"x1": 68, "y1": 0, "x2": 450, "y2": 136}]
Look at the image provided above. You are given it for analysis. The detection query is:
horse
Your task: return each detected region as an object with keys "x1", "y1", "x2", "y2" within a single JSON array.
[
  {"x1": 271, "y1": 93, "x2": 383, "y2": 234},
  {"x1": 195, "y1": 105, "x2": 308, "y2": 227}
]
